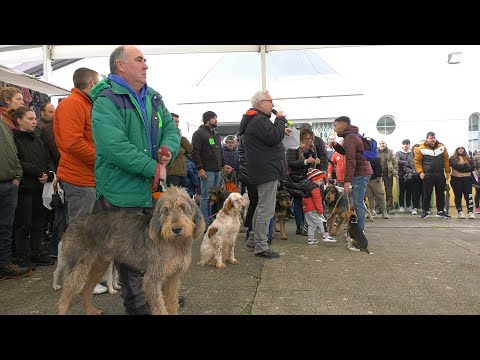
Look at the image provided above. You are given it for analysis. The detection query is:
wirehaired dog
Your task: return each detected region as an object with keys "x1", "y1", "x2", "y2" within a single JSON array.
[
  {"x1": 53, "y1": 243, "x2": 120, "y2": 294},
  {"x1": 342, "y1": 210, "x2": 372, "y2": 254},
  {"x1": 55, "y1": 187, "x2": 205, "y2": 315},
  {"x1": 208, "y1": 186, "x2": 231, "y2": 213},
  {"x1": 198, "y1": 192, "x2": 245, "y2": 269},
  {"x1": 274, "y1": 190, "x2": 292, "y2": 240}
]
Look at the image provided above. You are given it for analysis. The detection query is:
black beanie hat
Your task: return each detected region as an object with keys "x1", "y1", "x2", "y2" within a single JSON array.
[{"x1": 202, "y1": 111, "x2": 217, "y2": 124}]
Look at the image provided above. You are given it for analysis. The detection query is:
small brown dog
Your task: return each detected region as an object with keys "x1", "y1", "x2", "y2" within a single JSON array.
[
  {"x1": 55, "y1": 187, "x2": 205, "y2": 315},
  {"x1": 198, "y1": 192, "x2": 245, "y2": 269},
  {"x1": 324, "y1": 184, "x2": 354, "y2": 236},
  {"x1": 274, "y1": 190, "x2": 292, "y2": 240}
]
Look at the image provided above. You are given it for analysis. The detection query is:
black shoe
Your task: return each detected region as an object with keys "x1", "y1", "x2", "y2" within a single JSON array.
[
  {"x1": 125, "y1": 303, "x2": 151, "y2": 315},
  {"x1": 420, "y1": 211, "x2": 430, "y2": 219},
  {"x1": 31, "y1": 255, "x2": 55, "y2": 266},
  {"x1": 179, "y1": 295, "x2": 186, "y2": 307},
  {"x1": 0, "y1": 263, "x2": 32, "y2": 280},
  {"x1": 15, "y1": 257, "x2": 36, "y2": 271},
  {"x1": 255, "y1": 249, "x2": 280, "y2": 258}
]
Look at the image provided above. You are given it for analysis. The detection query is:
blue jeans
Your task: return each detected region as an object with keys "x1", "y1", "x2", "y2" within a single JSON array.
[
  {"x1": 293, "y1": 196, "x2": 304, "y2": 226},
  {"x1": 0, "y1": 181, "x2": 18, "y2": 266},
  {"x1": 351, "y1": 175, "x2": 370, "y2": 232},
  {"x1": 200, "y1": 171, "x2": 221, "y2": 226}
]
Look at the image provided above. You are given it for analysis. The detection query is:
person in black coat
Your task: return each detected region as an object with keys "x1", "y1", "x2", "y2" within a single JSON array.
[{"x1": 11, "y1": 107, "x2": 55, "y2": 269}]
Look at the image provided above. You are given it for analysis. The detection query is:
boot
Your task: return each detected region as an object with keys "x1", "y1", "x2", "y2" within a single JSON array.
[{"x1": 30, "y1": 251, "x2": 54, "y2": 266}]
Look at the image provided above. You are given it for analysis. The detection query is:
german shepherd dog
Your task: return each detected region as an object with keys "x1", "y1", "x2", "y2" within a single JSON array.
[
  {"x1": 342, "y1": 210, "x2": 372, "y2": 254},
  {"x1": 274, "y1": 190, "x2": 293, "y2": 240}
]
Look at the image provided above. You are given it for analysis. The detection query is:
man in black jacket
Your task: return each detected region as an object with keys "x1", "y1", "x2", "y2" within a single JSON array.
[
  {"x1": 191, "y1": 111, "x2": 232, "y2": 227},
  {"x1": 238, "y1": 90, "x2": 292, "y2": 258}
]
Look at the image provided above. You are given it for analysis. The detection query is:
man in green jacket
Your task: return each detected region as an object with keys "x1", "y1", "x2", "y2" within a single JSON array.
[
  {"x1": 91, "y1": 45, "x2": 180, "y2": 315},
  {"x1": 0, "y1": 117, "x2": 32, "y2": 280}
]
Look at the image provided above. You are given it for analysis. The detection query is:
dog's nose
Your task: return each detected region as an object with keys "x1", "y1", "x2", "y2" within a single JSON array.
[{"x1": 172, "y1": 227, "x2": 182, "y2": 235}]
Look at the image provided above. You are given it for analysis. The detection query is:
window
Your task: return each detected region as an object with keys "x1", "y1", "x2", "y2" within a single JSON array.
[
  {"x1": 376, "y1": 115, "x2": 396, "y2": 135},
  {"x1": 468, "y1": 113, "x2": 479, "y2": 153}
]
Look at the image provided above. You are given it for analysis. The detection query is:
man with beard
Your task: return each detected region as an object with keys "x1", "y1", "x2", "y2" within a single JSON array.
[{"x1": 191, "y1": 111, "x2": 232, "y2": 227}]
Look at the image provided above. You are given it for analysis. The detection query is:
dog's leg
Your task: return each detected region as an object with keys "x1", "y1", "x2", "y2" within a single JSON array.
[
  {"x1": 274, "y1": 215, "x2": 280, "y2": 233},
  {"x1": 334, "y1": 218, "x2": 344, "y2": 237},
  {"x1": 53, "y1": 241, "x2": 64, "y2": 290},
  {"x1": 226, "y1": 242, "x2": 239, "y2": 265},
  {"x1": 105, "y1": 260, "x2": 119, "y2": 294},
  {"x1": 143, "y1": 273, "x2": 168, "y2": 315},
  {"x1": 328, "y1": 214, "x2": 336, "y2": 236},
  {"x1": 80, "y1": 258, "x2": 110, "y2": 315},
  {"x1": 112, "y1": 262, "x2": 121, "y2": 290},
  {"x1": 213, "y1": 236, "x2": 226, "y2": 269},
  {"x1": 162, "y1": 275, "x2": 181, "y2": 315},
  {"x1": 279, "y1": 216, "x2": 287, "y2": 240},
  {"x1": 55, "y1": 259, "x2": 92, "y2": 315}
]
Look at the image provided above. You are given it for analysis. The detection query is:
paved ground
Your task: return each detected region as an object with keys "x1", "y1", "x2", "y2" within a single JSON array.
[{"x1": 1, "y1": 209, "x2": 480, "y2": 315}]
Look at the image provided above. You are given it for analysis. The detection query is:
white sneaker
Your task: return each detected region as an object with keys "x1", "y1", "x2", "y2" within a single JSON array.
[
  {"x1": 322, "y1": 234, "x2": 337, "y2": 242},
  {"x1": 468, "y1": 212, "x2": 476, "y2": 219},
  {"x1": 370, "y1": 210, "x2": 377, "y2": 217},
  {"x1": 307, "y1": 238, "x2": 319, "y2": 245},
  {"x1": 411, "y1": 208, "x2": 418, "y2": 215},
  {"x1": 347, "y1": 246, "x2": 360, "y2": 252},
  {"x1": 399, "y1": 206, "x2": 405, "y2": 212},
  {"x1": 406, "y1": 206, "x2": 413, "y2": 212},
  {"x1": 93, "y1": 283, "x2": 108, "y2": 295},
  {"x1": 458, "y1": 211, "x2": 466, "y2": 219}
]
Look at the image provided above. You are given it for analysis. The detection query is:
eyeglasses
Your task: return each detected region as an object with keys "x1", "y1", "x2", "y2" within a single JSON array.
[{"x1": 262, "y1": 99, "x2": 273, "y2": 103}]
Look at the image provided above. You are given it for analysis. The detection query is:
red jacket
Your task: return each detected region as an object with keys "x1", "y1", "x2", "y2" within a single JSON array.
[
  {"x1": 54, "y1": 88, "x2": 96, "y2": 187},
  {"x1": 328, "y1": 151, "x2": 346, "y2": 182},
  {"x1": 302, "y1": 182, "x2": 324, "y2": 214}
]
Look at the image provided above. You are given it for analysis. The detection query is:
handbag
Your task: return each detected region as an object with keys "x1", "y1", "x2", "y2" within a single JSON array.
[
  {"x1": 404, "y1": 173, "x2": 419, "y2": 182},
  {"x1": 42, "y1": 172, "x2": 64, "y2": 210}
]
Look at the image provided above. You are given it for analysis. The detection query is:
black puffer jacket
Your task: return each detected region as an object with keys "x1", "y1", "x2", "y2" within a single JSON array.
[
  {"x1": 238, "y1": 108, "x2": 287, "y2": 185},
  {"x1": 237, "y1": 136, "x2": 249, "y2": 183},
  {"x1": 13, "y1": 129, "x2": 54, "y2": 191},
  {"x1": 191, "y1": 125, "x2": 224, "y2": 171}
]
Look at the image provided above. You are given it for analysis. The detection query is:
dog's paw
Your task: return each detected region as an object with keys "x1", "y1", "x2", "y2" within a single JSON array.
[
  {"x1": 108, "y1": 289, "x2": 118, "y2": 295},
  {"x1": 228, "y1": 258, "x2": 239, "y2": 265},
  {"x1": 86, "y1": 307, "x2": 104, "y2": 315},
  {"x1": 53, "y1": 284, "x2": 62, "y2": 290},
  {"x1": 281, "y1": 235, "x2": 287, "y2": 240},
  {"x1": 113, "y1": 284, "x2": 121, "y2": 290},
  {"x1": 215, "y1": 263, "x2": 226, "y2": 269}
]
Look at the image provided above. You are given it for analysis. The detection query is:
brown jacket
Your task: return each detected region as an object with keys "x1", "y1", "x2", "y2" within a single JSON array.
[
  {"x1": 167, "y1": 135, "x2": 193, "y2": 177},
  {"x1": 338, "y1": 125, "x2": 373, "y2": 182}
]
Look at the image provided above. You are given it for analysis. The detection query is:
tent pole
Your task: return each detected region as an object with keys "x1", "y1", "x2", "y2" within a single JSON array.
[
  {"x1": 260, "y1": 45, "x2": 266, "y2": 90},
  {"x1": 42, "y1": 45, "x2": 53, "y2": 82}
]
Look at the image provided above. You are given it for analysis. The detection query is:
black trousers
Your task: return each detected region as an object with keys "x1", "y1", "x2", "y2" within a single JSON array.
[{"x1": 422, "y1": 174, "x2": 446, "y2": 212}]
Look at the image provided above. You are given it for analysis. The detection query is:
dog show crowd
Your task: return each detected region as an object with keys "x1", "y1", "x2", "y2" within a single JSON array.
[{"x1": 2, "y1": 45, "x2": 480, "y2": 315}]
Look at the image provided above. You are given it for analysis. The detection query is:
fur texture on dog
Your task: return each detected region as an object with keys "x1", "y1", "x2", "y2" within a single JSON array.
[
  {"x1": 274, "y1": 190, "x2": 292, "y2": 240},
  {"x1": 53, "y1": 242, "x2": 121, "y2": 294},
  {"x1": 324, "y1": 184, "x2": 355, "y2": 236},
  {"x1": 55, "y1": 187, "x2": 205, "y2": 315},
  {"x1": 342, "y1": 210, "x2": 372, "y2": 254},
  {"x1": 198, "y1": 192, "x2": 245, "y2": 269}
]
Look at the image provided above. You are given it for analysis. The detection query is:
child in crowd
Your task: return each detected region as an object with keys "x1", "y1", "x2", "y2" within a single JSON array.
[{"x1": 302, "y1": 168, "x2": 336, "y2": 244}]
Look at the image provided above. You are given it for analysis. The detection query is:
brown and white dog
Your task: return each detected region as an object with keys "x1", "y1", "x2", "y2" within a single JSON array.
[
  {"x1": 198, "y1": 192, "x2": 245, "y2": 269},
  {"x1": 274, "y1": 190, "x2": 292, "y2": 240}
]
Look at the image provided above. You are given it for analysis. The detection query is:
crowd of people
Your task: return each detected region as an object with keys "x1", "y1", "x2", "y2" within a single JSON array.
[{"x1": 2, "y1": 45, "x2": 480, "y2": 314}]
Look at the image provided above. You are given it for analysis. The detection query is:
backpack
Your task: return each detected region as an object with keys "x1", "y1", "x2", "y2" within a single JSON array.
[{"x1": 357, "y1": 134, "x2": 378, "y2": 161}]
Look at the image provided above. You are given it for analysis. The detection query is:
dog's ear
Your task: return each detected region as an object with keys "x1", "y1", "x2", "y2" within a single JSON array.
[
  {"x1": 222, "y1": 196, "x2": 234, "y2": 213},
  {"x1": 193, "y1": 203, "x2": 206, "y2": 240},
  {"x1": 149, "y1": 196, "x2": 164, "y2": 240}
]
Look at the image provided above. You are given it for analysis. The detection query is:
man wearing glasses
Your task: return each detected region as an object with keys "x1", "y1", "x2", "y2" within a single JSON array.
[{"x1": 238, "y1": 90, "x2": 292, "y2": 258}]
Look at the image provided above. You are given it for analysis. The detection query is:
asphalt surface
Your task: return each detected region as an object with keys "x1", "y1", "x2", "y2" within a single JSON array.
[{"x1": 1, "y1": 209, "x2": 480, "y2": 315}]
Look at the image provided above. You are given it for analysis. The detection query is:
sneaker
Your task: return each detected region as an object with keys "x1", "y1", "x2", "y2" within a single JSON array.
[
  {"x1": 436, "y1": 211, "x2": 451, "y2": 219},
  {"x1": 347, "y1": 245, "x2": 361, "y2": 252},
  {"x1": 468, "y1": 212, "x2": 476, "y2": 219},
  {"x1": 411, "y1": 208, "x2": 418, "y2": 215},
  {"x1": 382, "y1": 211, "x2": 389, "y2": 219},
  {"x1": 93, "y1": 283, "x2": 108, "y2": 295},
  {"x1": 398, "y1": 206, "x2": 405, "y2": 212},
  {"x1": 255, "y1": 249, "x2": 280, "y2": 258},
  {"x1": 420, "y1": 211, "x2": 430, "y2": 219},
  {"x1": 476, "y1": 207, "x2": 480, "y2": 214},
  {"x1": 370, "y1": 210, "x2": 377, "y2": 217},
  {"x1": 322, "y1": 234, "x2": 337, "y2": 242},
  {"x1": 458, "y1": 211, "x2": 466, "y2": 219},
  {"x1": 307, "y1": 238, "x2": 319, "y2": 245},
  {"x1": 406, "y1": 206, "x2": 414, "y2": 212},
  {"x1": 179, "y1": 295, "x2": 186, "y2": 307},
  {"x1": 0, "y1": 263, "x2": 32, "y2": 280}
]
